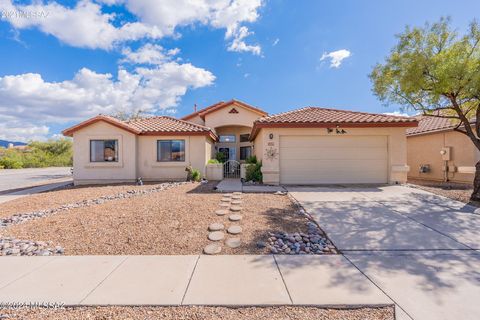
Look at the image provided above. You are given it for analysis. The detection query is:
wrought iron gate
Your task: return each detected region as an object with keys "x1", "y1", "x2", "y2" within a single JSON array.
[{"x1": 223, "y1": 160, "x2": 240, "y2": 178}]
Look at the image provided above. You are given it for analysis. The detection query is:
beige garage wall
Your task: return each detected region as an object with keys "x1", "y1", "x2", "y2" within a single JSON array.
[
  {"x1": 254, "y1": 127, "x2": 409, "y2": 185},
  {"x1": 407, "y1": 131, "x2": 478, "y2": 183},
  {"x1": 137, "y1": 135, "x2": 210, "y2": 181},
  {"x1": 72, "y1": 121, "x2": 137, "y2": 185}
]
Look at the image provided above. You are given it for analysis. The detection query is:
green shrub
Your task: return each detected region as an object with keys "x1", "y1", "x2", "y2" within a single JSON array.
[
  {"x1": 207, "y1": 159, "x2": 220, "y2": 164},
  {"x1": 245, "y1": 155, "x2": 258, "y2": 164},
  {"x1": 191, "y1": 168, "x2": 202, "y2": 182},
  {"x1": 246, "y1": 161, "x2": 262, "y2": 182},
  {"x1": 215, "y1": 152, "x2": 226, "y2": 163}
]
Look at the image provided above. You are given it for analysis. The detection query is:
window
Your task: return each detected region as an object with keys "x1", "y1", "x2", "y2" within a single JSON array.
[
  {"x1": 157, "y1": 140, "x2": 185, "y2": 162},
  {"x1": 90, "y1": 140, "x2": 118, "y2": 162},
  {"x1": 240, "y1": 134, "x2": 250, "y2": 142},
  {"x1": 219, "y1": 135, "x2": 236, "y2": 143},
  {"x1": 240, "y1": 146, "x2": 252, "y2": 160}
]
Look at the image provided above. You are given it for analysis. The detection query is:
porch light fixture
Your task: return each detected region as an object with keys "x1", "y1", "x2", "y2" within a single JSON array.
[
  {"x1": 269, "y1": 133, "x2": 274, "y2": 139},
  {"x1": 327, "y1": 128, "x2": 333, "y2": 133}
]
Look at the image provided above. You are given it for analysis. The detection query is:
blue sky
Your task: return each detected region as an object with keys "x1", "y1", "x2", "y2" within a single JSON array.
[{"x1": 0, "y1": 0, "x2": 479, "y2": 142}]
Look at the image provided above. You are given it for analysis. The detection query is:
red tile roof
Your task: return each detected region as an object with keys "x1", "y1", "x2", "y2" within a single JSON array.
[
  {"x1": 63, "y1": 115, "x2": 217, "y2": 140},
  {"x1": 406, "y1": 116, "x2": 457, "y2": 136},
  {"x1": 250, "y1": 107, "x2": 418, "y2": 139},
  {"x1": 182, "y1": 99, "x2": 267, "y2": 120}
]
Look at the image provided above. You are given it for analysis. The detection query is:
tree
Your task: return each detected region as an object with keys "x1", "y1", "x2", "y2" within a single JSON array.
[
  {"x1": 370, "y1": 17, "x2": 480, "y2": 200},
  {"x1": 111, "y1": 109, "x2": 146, "y2": 121}
]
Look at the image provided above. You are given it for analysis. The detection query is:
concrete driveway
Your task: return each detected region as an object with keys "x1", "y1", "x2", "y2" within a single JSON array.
[
  {"x1": 0, "y1": 167, "x2": 71, "y2": 193},
  {"x1": 287, "y1": 185, "x2": 480, "y2": 320}
]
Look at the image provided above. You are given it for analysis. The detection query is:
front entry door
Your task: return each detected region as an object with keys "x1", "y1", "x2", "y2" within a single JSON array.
[{"x1": 219, "y1": 147, "x2": 236, "y2": 161}]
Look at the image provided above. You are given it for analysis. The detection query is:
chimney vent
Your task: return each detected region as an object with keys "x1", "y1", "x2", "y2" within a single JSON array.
[{"x1": 194, "y1": 104, "x2": 197, "y2": 112}]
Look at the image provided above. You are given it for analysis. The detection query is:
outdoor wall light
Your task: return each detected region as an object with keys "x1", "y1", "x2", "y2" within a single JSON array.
[{"x1": 269, "y1": 133, "x2": 274, "y2": 139}]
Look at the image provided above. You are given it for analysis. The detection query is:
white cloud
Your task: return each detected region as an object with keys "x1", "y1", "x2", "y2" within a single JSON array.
[
  {"x1": 0, "y1": 62, "x2": 215, "y2": 141},
  {"x1": 121, "y1": 44, "x2": 179, "y2": 65},
  {"x1": 320, "y1": 49, "x2": 351, "y2": 68},
  {"x1": 383, "y1": 111, "x2": 410, "y2": 117},
  {"x1": 0, "y1": 0, "x2": 263, "y2": 53},
  {"x1": 272, "y1": 38, "x2": 279, "y2": 46}
]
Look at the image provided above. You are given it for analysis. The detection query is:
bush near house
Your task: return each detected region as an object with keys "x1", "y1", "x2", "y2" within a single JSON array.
[
  {"x1": 0, "y1": 139, "x2": 73, "y2": 169},
  {"x1": 191, "y1": 168, "x2": 202, "y2": 182},
  {"x1": 215, "y1": 152, "x2": 226, "y2": 163},
  {"x1": 207, "y1": 159, "x2": 221, "y2": 164},
  {"x1": 245, "y1": 155, "x2": 262, "y2": 182}
]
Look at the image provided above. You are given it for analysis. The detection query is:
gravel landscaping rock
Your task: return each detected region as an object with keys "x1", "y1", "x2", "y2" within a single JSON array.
[
  {"x1": 208, "y1": 231, "x2": 225, "y2": 241},
  {"x1": 229, "y1": 214, "x2": 242, "y2": 221},
  {"x1": 208, "y1": 223, "x2": 225, "y2": 231},
  {"x1": 203, "y1": 243, "x2": 222, "y2": 255},
  {"x1": 407, "y1": 179, "x2": 477, "y2": 206},
  {"x1": 0, "y1": 182, "x2": 187, "y2": 228},
  {"x1": 0, "y1": 306, "x2": 395, "y2": 320},
  {"x1": 0, "y1": 237, "x2": 63, "y2": 256},
  {"x1": 225, "y1": 237, "x2": 242, "y2": 248},
  {"x1": 215, "y1": 209, "x2": 229, "y2": 216},
  {"x1": 219, "y1": 203, "x2": 230, "y2": 208},
  {"x1": 227, "y1": 225, "x2": 242, "y2": 235}
]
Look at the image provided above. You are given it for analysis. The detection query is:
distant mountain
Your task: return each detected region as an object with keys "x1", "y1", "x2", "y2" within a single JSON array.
[{"x1": 0, "y1": 140, "x2": 27, "y2": 148}]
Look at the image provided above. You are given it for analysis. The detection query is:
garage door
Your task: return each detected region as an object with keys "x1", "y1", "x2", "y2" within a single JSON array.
[{"x1": 279, "y1": 136, "x2": 388, "y2": 184}]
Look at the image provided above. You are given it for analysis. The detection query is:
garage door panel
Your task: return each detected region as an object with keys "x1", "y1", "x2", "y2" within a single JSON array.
[
  {"x1": 279, "y1": 136, "x2": 388, "y2": 184},
  {"x1": 279, "y1": 147, "x2": 387, "y2": 160},
  {"x1": 280, "y1": 136, "x2": 387, "y2": 148}
]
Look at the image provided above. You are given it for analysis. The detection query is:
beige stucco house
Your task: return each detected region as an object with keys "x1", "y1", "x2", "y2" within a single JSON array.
[
  {"x1": 407, "y1": 116, "x2": 478, "y2": 183},
  {"x1": 63, "y1": 99, "x2": 417, "y2": 185}
]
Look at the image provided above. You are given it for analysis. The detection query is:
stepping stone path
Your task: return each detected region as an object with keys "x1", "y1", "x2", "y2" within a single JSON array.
[
  {"x1": 231, "y1": 200, "x2": 242, "y2": 205},
  {"x1": 225, "y1": 237, "x2": 242, "y2": 248},
  {"x1": 215, "y1": 209, "x2": 229, "y2": 216},
  {"x1": 232, "y1": 196, "x2": 242, "y2": 200},
  {"x1": 221, "y1": 198, "x2": 231, "y2": 202},
  {"x1": 208, "y1": 231, "x2": 225, "y2": 241},
  {"x1": 222, "y1": 194, "x2": 232, "y2": 197},
  {"x1": 229, "y1": 214, "x2": 242, "y2": 221},
  {"x1": 204, "y1": 243, "x2": 222, "y2": 255},
  {"x1": 227, "y1": 225, "x2": 242, "y2": 235},
  {"x1": 230, "y1": 206, "x2": 242, "y2": 212},
  {"x1": 209, "y1": 223, "x2": 225, "y2": 231},
  {"x1": 233, "y1": 192, "x2": 242, "y2": 195}
]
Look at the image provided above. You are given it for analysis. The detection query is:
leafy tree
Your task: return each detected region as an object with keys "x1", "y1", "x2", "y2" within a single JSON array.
[
  {"x1": 111, "y1": 109, "x2": 146, "y2": 121},
  {"x1": 370, "y1": 18, "x2": 480, "y2": 200}
]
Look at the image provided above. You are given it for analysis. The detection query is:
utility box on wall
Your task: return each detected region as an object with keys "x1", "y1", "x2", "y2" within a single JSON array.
[{"x1": 440, "y1": 147, "x2": 451, "y2": 161}]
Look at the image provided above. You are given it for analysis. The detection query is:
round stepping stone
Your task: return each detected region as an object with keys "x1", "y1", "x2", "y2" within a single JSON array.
[
  {"x1": 225, "y1": 237, "x2": 242, "y2": 248},
  {"x1": 227, "y1": 225, "x2": 242, "y2": 235},
  {"x1": 209, "y1": 223, "x2": 224, "y2": 231},
  {"x1": 221, "y1": 198, "x2": 231, "y2": 202},
  {"x1": 222, "y1": 193, "x2": 233, "y2": 198},
  {"x1": 208, "y1": 231, "x2": 225, "y2": 241},
  {"x1": 232, "y1": 196, "x2": 242, "y2": 200},
  {"x1": 231, "y1": 200, "x2": 242, "y2": 205},
  {"x1": 215, "y1": 209, "x2": 229, "y2": 216},
  {"x1": 204, "y1": 243, "x2": 222, "y2": 255},
  {"x1": 219, "y1": 203, "x2": 230, "y2": 208},
  {"x1": 230, "y1": 206, "x2": 242, "y2": 212},
  {"x1": 229, "y1": 214, "x2": 242, "y2": 221},
  {"x1": 233, "y1": 192, "x2": 242, "y2": 195}
]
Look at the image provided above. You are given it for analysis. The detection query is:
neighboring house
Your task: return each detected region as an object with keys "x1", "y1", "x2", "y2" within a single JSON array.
[
  {"x1": 63, "y1": 99, "x2": 417, "y2": 185},
  {"x1": 407, "y1": 116, "x2": 478, "y2": 183}
]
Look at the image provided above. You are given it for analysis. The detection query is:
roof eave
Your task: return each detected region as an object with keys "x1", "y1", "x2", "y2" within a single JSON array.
[{"x1": 62, "y1": 116, "x2": 141, "y2": 137}]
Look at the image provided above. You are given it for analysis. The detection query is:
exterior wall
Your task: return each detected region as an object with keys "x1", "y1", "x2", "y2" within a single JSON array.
[
  {"x1": 137, "y1": 135, "x2": 209, "y2": 181},
  {"x1": 72, "y1": 121, "x2": 137, "y2": 185},
  {"x1": 254, "y1": 127, "x2": 409, "y2": 185},
  {"x1": 185, "y1": 114, "x2": 205, "y2": 126},
  {"x1": 407, "y1": 130, "x2": 477, "y2": 183},
  {"x1": 214, "y1": 126, "x2": 253, "y2": 162},
  {"x1": 204, "y1": 103, "x2": 262, "y2": 129}
]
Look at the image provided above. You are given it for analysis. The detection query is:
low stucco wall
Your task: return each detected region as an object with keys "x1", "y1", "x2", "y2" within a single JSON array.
[
  {"x1": 72, "y1": 121, "x2": 137, "y2": 185},
  {"x1": 254, "y1": 127, "x2": 409, "y2": 185},
  {"x1": 407, "y1": 131, "x2": 478, "y2": 183}
]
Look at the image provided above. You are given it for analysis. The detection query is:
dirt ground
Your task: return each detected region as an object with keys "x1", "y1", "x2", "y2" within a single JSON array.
[
  {"x1": 407, "y1": 179, "x2": 478, "y2": 206},
  {"x1": 0, "y1": 182, "x2": 312, "y2": 255},
  {"x1": 0, "y1": 183, "x2": 165, "y2": 218},
  {"x1": 0, "y1": 306, "x2": 394, "y2": 320}
]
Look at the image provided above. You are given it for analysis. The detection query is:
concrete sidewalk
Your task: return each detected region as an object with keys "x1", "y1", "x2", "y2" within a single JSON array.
[{"x1": 0, "y1": 255, "x2": 392, "y2": 307}]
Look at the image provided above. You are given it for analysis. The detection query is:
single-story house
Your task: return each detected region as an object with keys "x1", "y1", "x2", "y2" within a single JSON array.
[
  {"x1": 63, "y1": 99, "x2": 418, "y2": 185},
  {"x1": 407, "y1": 116, "x2": 478, "y2": 183}
]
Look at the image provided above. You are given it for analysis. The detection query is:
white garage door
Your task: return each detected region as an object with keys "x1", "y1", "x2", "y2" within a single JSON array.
[{"x1": 279, "y1": 135, "x2": 388, "y2": 184}]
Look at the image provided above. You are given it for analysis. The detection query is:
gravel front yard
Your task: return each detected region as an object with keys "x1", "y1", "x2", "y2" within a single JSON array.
[
  {"x1": 407, "y1": 179, "x2": 478, "y2": 206},
  {"x1": 0, "y1": 306, "x2": 394, "y2": 320},
  {"x1": 0, "y1": 182, "x2": 325, "y2": 255}
]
